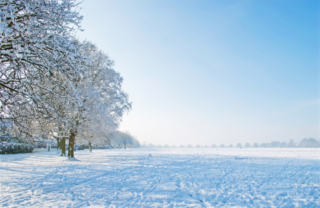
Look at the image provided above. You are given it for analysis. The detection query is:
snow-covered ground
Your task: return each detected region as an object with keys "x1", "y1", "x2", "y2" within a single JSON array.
[{"x1": 0, "y1": 148, "x2": 319, "y2": 207}]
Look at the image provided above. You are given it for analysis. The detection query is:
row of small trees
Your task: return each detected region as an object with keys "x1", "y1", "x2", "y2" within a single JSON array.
[
  {"x1": 0, "y1": 0, "x2": 131, "y2": 157},
  {"x1": 213, "y1": 138, "x2": 320, "y2": 148},
  {"x1": 142, "y1": 138, "x2": 320, "y2": 148}
]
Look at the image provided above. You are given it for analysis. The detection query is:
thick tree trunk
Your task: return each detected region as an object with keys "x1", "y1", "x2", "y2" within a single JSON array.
[
  {"x1": 61, "y1": 138, "x2": 66, "y2": 156},
  {"x1": 89, "y1": 141, "x2": 92, "y2": 152},
  {"x1": 68, "y1": 130, "x2": 75, "y2": 158}
]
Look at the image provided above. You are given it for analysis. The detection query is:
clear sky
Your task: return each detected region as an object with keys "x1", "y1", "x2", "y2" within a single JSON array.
[{"x1": 78, "y1": 0, "x2": 319, "y2": 146}]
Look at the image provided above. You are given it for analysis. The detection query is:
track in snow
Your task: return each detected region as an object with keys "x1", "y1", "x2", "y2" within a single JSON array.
[{"x1": 0, "y1": 148, "x2": 319, "y2": 207}]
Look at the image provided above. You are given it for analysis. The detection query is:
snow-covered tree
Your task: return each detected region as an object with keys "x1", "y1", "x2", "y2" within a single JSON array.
[
  {"x1": 0, "y1": 0, "x2": 86, "y2": 136},
  {"x1": 114, "y1": 131, "x2": 132, "y2": 149},
  {"x1": 68, "y1": 41, "x2": 131, "y2": 155},
  {"x1": 1, "y1": 1, "x2": 131, "y2": 157},
  {"x1": 287, "y1": 139, "x2": 296, "y2": 148},
  {"x1": 111, "y1": 131, "x2": 140, "y2": 149},
  {"x1": 299, "y1": 138, "x2": 319, "y2": 148}
]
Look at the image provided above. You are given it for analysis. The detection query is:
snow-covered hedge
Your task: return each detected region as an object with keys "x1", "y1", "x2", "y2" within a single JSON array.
[{"x1": 0, "y1": 142, "x2": 34, "y2": 154}]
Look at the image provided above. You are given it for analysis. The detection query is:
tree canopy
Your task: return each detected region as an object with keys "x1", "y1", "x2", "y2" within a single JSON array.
[{"x1": 0, "y1": 0, "x2": 132, "y2": 157}]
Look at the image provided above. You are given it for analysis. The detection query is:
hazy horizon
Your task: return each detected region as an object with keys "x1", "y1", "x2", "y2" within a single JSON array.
[{"x1": 78, "y1": 0, "x2": 319, "y2": 146}]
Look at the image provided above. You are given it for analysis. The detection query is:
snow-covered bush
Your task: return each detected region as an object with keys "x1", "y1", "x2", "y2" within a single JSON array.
[
  {"x1": 0, "y1": 134, "x2": 34, "y2": 154},
  {"x1": 0, "y1": 142, "x2": 34, "y2": 154}
]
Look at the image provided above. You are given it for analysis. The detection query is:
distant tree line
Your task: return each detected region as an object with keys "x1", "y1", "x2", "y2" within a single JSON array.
[
  {"x1": 141, "y1": 138, "x2": 320, "y2": 148},
  {"x1": 224, "y1": 138, "x2": 320, "y2": 148}
]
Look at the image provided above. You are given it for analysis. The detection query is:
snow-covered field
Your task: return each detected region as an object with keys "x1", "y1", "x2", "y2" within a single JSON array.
[{"x1": 0, "y1": 148, "x2": 319, "y2": 207}]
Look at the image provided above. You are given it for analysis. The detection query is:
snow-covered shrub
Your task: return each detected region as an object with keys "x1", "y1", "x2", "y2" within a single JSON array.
[
  {"x1": 0, "y1": 141, "x2": 34, "y2": 154},
  {"x1": 0, "y1": 135, "x2": 34, "y2": 154}
]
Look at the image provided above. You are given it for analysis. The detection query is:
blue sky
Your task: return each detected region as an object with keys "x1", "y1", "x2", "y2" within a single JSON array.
[{"x1": 78, "y1": 0, "x2": 319, "y2": 146}]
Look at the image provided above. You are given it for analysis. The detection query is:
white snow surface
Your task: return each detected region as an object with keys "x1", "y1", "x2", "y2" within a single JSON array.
[{"x1": 0, "y1": 148, "x2": 319, "y2": 207}]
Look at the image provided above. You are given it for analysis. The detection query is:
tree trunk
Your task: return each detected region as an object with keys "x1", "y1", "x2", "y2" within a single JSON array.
[
  {"x1": 89, "y1": 141, "x2": 92, "y2": 152},
  {"x1": 68, "y1": 130, "x2": 75, "y2": 158},
  {"x1": 56, "y1": 138, "x2": 60, "y2": 151},
  {"x1": 61, "y1": 138, "x2": 66, "y2": 156},
  {"x1": 108, "y1": 138, "x2": 112, "y2": 150}
]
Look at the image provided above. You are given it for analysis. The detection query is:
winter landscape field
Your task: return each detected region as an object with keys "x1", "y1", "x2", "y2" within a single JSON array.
[{"x1": 0, "y1": 148, "x2": 319, "y2": 207}]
